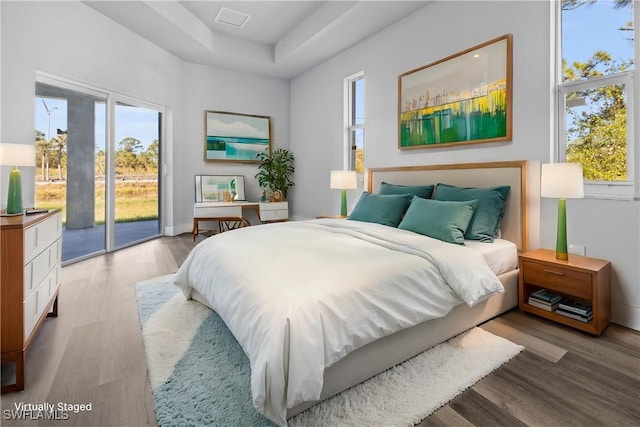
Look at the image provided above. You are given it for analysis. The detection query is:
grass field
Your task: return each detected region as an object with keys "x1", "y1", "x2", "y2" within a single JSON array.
[{"x1": 36, "y1": 180, "x2": 158, "y2": 225}]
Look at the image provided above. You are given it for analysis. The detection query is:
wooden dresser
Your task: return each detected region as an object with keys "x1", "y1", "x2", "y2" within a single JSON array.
[{"x1": 1, "y1": 210, "x2": 62, "y2": 392}]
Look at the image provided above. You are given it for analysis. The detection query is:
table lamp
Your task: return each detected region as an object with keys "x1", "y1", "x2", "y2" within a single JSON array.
[
  {"x1": 541, "y1": 162, "x2": 584, "y2": 260},
  {"x1": 330, "y1": 170, "x2": 357, "y2": 216},
  {"x1": 1, "y1": 143, "x2": 36, "y2": 215}
]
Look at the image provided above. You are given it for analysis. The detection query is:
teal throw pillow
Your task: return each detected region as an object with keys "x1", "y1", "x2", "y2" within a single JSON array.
[
  {"x1": 432, "y1": 183, "x2": 510, "y2": 242},
  {"x1": 398, "y1": 197, "x2": 478, "y2": 244},
  {"x1": 379, "y1": 182, "x2": 435, "y2": 199},
  {"x1": 347, "y1": 192, "x2": 412, "y2": 227}
]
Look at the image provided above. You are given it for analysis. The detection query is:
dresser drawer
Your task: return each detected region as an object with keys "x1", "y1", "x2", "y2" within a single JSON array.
[
  {"x1": 37, "y1": 267, "x2": 56, "y2": 317},
  {"x1": 24, "y1": 239, "x2": 62, "y2": 301},
  {"x1": 259, "y1": 209, "x2": 288, "y2": 222},
  {"x1": 24, "y1": 213, "x2": 62, "y2": 264},
  {"x1": 23, "y1": 264, "x2": 59, "y2": 343},
  {"x1": 522, "y1": 260, "x2": 592, "y2": 299},
  {"x1": 194, "y1": 205, "x2": 243, "y2": 218},
  {"x1": 259, "y1": 202, "x2": 288, "y2": 221},
  {"x1": 23, "y1": 290, "x2": 39, "y2": 341},
  {"x1": 259, "y1": 202, "x2": 288, "y2": 211},
  {"x1": 48, "y1": 266, "x2": 61, "y2": 301}
]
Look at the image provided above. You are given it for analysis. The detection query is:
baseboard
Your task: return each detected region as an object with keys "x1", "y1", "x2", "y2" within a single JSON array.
[
  {"x1": 611, "y1": 302, "x2": 640, "y2": 331},
  {"x1": 164, "y1": 222, "x2": 192, "y2": 237}
]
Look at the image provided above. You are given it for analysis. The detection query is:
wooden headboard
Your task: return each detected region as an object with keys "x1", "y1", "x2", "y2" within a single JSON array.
[{"x1": 368, "y1": 160, "x2": 529, "y2": 252}]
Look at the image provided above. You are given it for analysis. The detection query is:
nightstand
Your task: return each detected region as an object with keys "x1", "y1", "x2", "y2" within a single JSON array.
[{"x1": 518, "y1": 249, "x2": 611, "y2": 335}]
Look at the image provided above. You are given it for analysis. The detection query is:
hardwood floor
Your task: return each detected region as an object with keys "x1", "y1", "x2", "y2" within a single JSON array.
[{"x1": 2, "y1": 234, "x2": 639, "y2": 426}]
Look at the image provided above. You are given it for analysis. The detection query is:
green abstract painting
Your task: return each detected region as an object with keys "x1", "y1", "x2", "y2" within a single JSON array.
[{"x1": 398, "y1": 35, "x2": 512, "y2": 149}]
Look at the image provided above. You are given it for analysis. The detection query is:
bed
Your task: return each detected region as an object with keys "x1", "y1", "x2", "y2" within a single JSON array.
[{"x1": 174, "y1": 160, "x2": 530, "y2": 426}]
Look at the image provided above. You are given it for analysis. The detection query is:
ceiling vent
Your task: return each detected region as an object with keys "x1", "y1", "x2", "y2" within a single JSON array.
[{"x1": 214, "y1": 7, "x2": 250, "y2": 29}]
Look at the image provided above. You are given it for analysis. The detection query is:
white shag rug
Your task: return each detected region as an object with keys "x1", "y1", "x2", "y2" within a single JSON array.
[
  {"x1": 289, "y1": 326, "x2": 523, "y2": 426},
  {"x1": 137, "y1": 275, "x2": 524, "y2": 427}
]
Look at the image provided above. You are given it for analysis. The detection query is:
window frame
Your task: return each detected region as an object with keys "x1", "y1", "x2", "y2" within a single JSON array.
[
  {"x1": 555, "y1": 0, "x2": 638, "y2": 200},
  {"x1": 557, "y1": 72, "x2": 635, "y2": 199},
  {"x1": 344, "y1": 71, "x2": 365, "y2": 177}
]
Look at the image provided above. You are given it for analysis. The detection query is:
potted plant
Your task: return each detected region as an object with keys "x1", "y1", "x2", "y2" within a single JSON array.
[{"x1": 255, "y1": 148, "x2": 295, "y2": 202}]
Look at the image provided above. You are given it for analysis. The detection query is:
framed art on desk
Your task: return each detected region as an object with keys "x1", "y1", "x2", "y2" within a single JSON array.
[{"x1": 195, "y1": 175, "x2": 246, "y2": 203}]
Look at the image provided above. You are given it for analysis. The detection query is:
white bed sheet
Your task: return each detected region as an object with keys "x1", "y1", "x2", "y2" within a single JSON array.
[
  {"x1": 464, "y1": 238, "x2": 518, "y2": 276},
  {"x1": 174, "y1": 219, "x2": 505, "y2": 426}
]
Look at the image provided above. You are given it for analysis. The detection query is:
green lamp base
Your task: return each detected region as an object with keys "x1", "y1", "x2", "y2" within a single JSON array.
[
  {"x1": 340, "y1": 189, "x2": 348, "y2": 217},
  {"x1": 6, "y1": 167, "x2": 23, "y2": 215},
  {"x1": 555, "y1": 198, "x2": 568, "y2": 260}
]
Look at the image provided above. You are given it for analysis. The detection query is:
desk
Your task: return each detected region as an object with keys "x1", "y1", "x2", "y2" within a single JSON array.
[{"x1": 193, "y1": 201, "x2": 288, "y2": 241}]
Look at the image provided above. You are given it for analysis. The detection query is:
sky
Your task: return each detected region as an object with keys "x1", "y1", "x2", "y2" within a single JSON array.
[
  {"x1": 34, "y1": 0, "x2": 633, "y2": 152},
  {"x1": 562, "y1": 0, "x2": 634, "y2": 69},
  {"x1": 35, "y1": 99, "x2": 159, "y2": 152}
]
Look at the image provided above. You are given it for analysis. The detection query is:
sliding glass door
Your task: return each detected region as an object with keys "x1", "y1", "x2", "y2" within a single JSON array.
[
  {"x1": 35, "y1": 82, "x2": 108, "y2": 262},
  {"x1": 113, "y1": 101, "x2": 161, "y2": 249},
  {"x1": 35, "y1": 77, "x2": 163, "y2": 264}
]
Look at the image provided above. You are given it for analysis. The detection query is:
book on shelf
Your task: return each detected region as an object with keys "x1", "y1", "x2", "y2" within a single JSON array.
[
  {"x1": 558, "y1": 299, "x2": 592, "y2": 316},
  {"x1": 528, "y1": 296, "x2": 558, "y2": 306},
  {"x1": 527, "y1": 298, "x2": 559, "y2": 311},
  {"x1": 530, "y1": 289, "x2": 562, "y2": 304},
  {"x1": 556, "y1": 308, "x2": 593, "y2": 323}
]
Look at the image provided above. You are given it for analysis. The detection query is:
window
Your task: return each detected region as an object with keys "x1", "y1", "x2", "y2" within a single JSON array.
[
  {"x1": 345, "y1": 72, "x2": 365, "y2": 175},
  {"x1": 558, "y1": 0, "x2": 636, "y2": 198}
]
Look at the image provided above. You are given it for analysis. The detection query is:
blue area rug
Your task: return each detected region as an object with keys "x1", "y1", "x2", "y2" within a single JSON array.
[
  {"x1": 136, "y1": 275, "x2": 524, "y2": 427},
  {"x1": 136, "y1": 275, "x2": 275, "y2": 427}
]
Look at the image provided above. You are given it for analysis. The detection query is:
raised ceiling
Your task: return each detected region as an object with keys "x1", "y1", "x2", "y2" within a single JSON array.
[{"x1": 83, "y1": 1, "x2": 429, "y2": 79}]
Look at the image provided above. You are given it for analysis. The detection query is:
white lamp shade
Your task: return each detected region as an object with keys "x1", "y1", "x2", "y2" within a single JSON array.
[
  {"x1": 330, "y1": 170, "x2": 357, "y2": 190},
  {"x1": 0, "y1": 143, "x2": 36, "y2": 167},
  {"x1": 541, "y1": 162, "x2": 584, "y2": 199}
]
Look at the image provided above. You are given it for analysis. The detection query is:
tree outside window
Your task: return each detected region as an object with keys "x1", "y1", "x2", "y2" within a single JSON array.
[{"x1": 560, "y1": 0, "x2": 634, "y2": 192}]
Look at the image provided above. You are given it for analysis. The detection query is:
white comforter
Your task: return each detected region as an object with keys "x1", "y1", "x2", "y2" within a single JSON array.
[{"x1": 174, "y1": 219, "x2": 503, "y2": 426}]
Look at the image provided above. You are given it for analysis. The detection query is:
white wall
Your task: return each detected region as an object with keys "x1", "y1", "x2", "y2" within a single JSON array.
[
  {"x1": 171, "y1": 63, "x2": 290, "y2": 234},
  {"x1": 291, "y1": 0, "x2": 550, "y2": 219},
  {"x1": 1, "y1": 0, "x2": 183, "y2": 142},
  {"x1": 1, "y1": 0, "x2": 182, "y2": 228},
  {"x1": 1, "y1": 1, "x2": 290, "y2": 236},
  {"x1": 290, "y1": 1, "x2": 640, "y2": 330},
  {"x1": 540, "y1": 199, "x2": 640, "y2": 328}
]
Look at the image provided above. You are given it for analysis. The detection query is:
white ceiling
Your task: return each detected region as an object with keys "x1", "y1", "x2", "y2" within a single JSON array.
[{"x1": 83, "y1": 1, "x2": 430, "y2": 79}]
